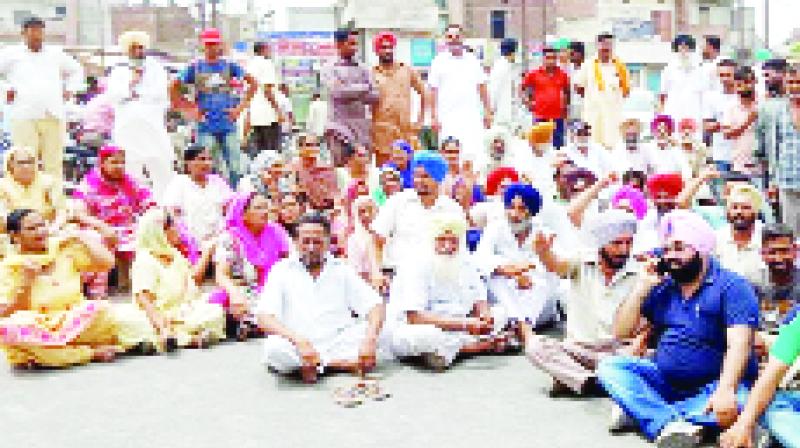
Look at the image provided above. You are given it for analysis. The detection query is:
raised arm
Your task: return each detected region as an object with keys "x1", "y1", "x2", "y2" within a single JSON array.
[
  {"x1": 567, "y1": 174, "x2": 615, "y2": 228},
  {"x1": 532, "y1": 231, "x2": 571, "y2": 278}
]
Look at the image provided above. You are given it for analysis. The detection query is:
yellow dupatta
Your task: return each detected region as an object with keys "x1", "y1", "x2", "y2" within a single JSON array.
[{"x1": 593, "y1": 57, "x2": 630, "y2": 97}]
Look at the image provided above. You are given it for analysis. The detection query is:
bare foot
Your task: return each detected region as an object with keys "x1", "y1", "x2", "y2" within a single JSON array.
[
  {"x1": 92, "y1": 345, "x2": 119, "y2": 363},
  {"x1": 300, "y1": 365, "x2": 318, "y2": 384}
]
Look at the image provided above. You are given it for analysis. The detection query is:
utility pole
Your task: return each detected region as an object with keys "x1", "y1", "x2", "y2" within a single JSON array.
[
  {"x1": 765, "y1": 0, "x2": 769, "y2": 49},
  {"x1": 211, "y1": 0, "x2": 219, "y2": 29}
]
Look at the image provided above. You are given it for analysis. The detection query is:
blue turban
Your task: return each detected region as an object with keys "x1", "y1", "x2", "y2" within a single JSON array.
[
  {"x1": 500, "y1": 38, "x2": 518, "y2": 56},
  {"x1": 411, "y1": 150, "x2": 448, "y2": 183},
  {"x1": 503, "y1": 183, "x2": 542, "y2": 216}
]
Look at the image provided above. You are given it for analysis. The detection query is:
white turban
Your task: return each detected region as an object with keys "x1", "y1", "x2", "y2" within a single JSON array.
[
  {"x1": 118, "y1": 31, "x2": 151, "y2": 52},
  {"x1": 430, "y1": 213, "x2": 467, "y2": 243},
  {"x1": 588, "y1": 209, "x2": 638, "y2": 249}
]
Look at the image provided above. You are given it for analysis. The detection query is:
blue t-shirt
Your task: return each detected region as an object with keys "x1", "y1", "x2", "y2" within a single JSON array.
[
  {"x1": 181, "y1": 59, "x2": 245, "y2": 135},
  {"x1": 642, "y1": 258, "x2": 760, "y2": 391}
]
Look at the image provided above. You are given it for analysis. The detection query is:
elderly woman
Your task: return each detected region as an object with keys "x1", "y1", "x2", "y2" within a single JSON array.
[
  {"x1": 0, "y1": 209, "x2": 153, "y2": 368},
  {"x1": 162, "y1": 146, "x2": 233, "y2": 244},
  {"x1": 73, "y1": 145, "x2": 155, "y2": 295},
  {"x1": 212, "y1": 192, "x2": 292, "y2": 340},
  {"x1": 0, "y1": 146, "x2": 65, "y2": 222},
  {"x1": 347, "y1": 195, "x2": 380, "y2": 285},
  {"x1": 238, "y1": 150, "x2": 286, "y2": 197},
  {"x1": 131, "y1": 209, "x2": 225, "y2": 351}
]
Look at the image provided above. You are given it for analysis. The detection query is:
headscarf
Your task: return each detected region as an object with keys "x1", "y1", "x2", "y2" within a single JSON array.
[
  {"x1": 135, "y1": 208, "x2": 182, "y2": 260},
  {"x1": 373, "y1": 31, "x2": 397, "y2": 52},
  {"x1": 486, "y1": 167, "x2": 519, "y2": 196},
  {"x1": 611, "y1": 185, "x2": 648, "y2": 220},
  {"x1": 410, "y1": 150, "x2": 448, "y2": 184},
  {"x1": 727, "y1": 183, "x2": 763, "y2": 211},
  {"x1": 659, "y1": 209, "x2": 716, "y2": 255},
  {"x1": 1, "y1": 146, "x2": 39, "y2": 187},
  {"x1": 646, "y1": 173, "x2": 683, "y2": 199},
  {"x1": 503, "y1": 183, "x2": 542, "y2": 216},
  {"x1": 373, "y1": 163, "x2": 401, "y2": 206},
  {"x1": 224, "y1": 192, "x2": 291, "y2": 290},
  {"x1": 118, "y1": 30, "x2": 151, "y2": 51},
  {"x1": 589, "y1": 209, "x2": 638, "y2": 249},
  {"x1": 651, "y1": 114, "x2": 675, "y2": 135}
]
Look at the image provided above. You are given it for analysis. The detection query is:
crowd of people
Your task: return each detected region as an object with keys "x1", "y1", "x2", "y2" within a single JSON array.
[{"x1": 4, "y1": 14, "x2": 800, "y2": 448}]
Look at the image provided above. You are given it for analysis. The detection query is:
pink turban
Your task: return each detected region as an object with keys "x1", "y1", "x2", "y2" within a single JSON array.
[
  {"x1": 373, "y1": 32, "x2": 397, "y2": 53},
  {"x1": 611, "y1": 185, "x2": 648, "y2": 221},
  {"x1": 659, "y1": 210, "x2": 716, "y2": 255}
]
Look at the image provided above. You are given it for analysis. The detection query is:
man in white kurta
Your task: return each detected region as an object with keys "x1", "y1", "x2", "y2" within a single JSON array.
[
  {"x1": 488, "y1": 39, "x2": 519, "y2": 132},
  {"x1": 389, "y1": 214, "x2": 504, "y2": 369},
  {"x1": 660, "y1": 35, "x2": 704, "y2": 127},
  {"x1": 0, "y1": 17, "x2": 84, "y2": 182},
  {"x1": 256, "y1": 214, "x2": 388, "y2": 383},
  {"x1": 106, "y1": 31, "x2": 174, "y2": 202},
  {"x1": 475, "y1": 183, "x2": 559, "y2": 336},
  {"x1": 429, "y1": 24, "x2": 493, "y2": 173},
  {"x1": 372, "y1": 150, "x2": 462, "y2": 270},
  {"x1": 575, "y1": 34, "x2": 629, "y2": 150}
]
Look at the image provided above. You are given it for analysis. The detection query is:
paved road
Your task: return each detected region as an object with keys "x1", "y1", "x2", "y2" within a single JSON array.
[{"x1": 0, "y1": 340, "x2": 661, "y2": 448}]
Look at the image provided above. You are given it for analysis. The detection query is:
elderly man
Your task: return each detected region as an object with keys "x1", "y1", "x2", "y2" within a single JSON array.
[
  {"x1": 715, "y1": 184, "x2": 765, "y2": 285},
  {"x1": 613, "y1": 119, "x2": 652, "y2": 174},
  {"x1": 389, "y1": 213, "x2": 504, "y2": 370},
  {"x1": 322, "y1": 29, "x2": 378, "y2": 167},
  {"x1": 599, "y1": 210, "x2": 759, "y2": 447},
  {"x1": 564, "y1": 121, "x2": 614, "y2": 178},
  {"x1": 527, "y1": 209, "x2": 641, "y2": 396},
  {"x1": 575, "y1": 33, "x2": 630, "y2": 150},
  {"x1": 256, "y1": 213, "x2": 388, "y2": 384},
  {"x1": 170, "y1": 28, "x2": 257, "y2": 188},
  {"x1": 0, "y1": 17, "x2": 84, "y2": 182},
  {"x1": 106, "y1": 31, "x2": 173, "y2": 202},
  {"x1": 372, "y1": 150, "x2": 462, "y2": 271},
  {"x1": 476, "y1": 183, "x2": 559, "y2": 345},
  {"x1": 372, "y1": 31, "x2": 426, "y2": 167},
  {"x1": 430, "y1": 24, "x2": 493, "y2": 173}
]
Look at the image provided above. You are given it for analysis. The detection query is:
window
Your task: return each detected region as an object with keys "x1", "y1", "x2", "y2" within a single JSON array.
[
  {"x1": 55, "y1": 6, "x2": 67, "y2": 16},
  {"x1": 490, "y1": 10, "x2": 506, "y2": 40},
  {"x1": 699, "y1": 6, "x2": 710, "y2": 26},
  {"x1": 13, "y1": 10, "x2": 33, "y2": 26}
]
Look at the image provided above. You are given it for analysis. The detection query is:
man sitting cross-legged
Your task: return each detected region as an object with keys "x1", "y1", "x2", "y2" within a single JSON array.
[
  {"x1": 389, "y1": 213, "x2": 506, "y2": 371},
  {"x1": 256, "y1": 212, "x2": 389, "y2": 384}
]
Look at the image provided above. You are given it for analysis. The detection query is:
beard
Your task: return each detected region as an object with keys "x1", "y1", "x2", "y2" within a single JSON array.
[
  {"x1": 509, "y1": 219, "x2": 532, "y2": 236},
  {"x1": 600, "y1": 248, "x2": 628, "y2": 270},
  {"x1": 301, "y1": 252, "x2": 324, "y2": 271},
  {"x1": 432, "y1": 253, "x2": 462, "y2": 287},
  {"x1": 379, "y1": 54, "x2": 393, "y2": 64},
  {"x1": 768, "y1": 260, "x2": 794, "y2": 276},
  {"x1": 730, "y1": 215, "x2": 755, "y2": 231},
  {"x1": 667, "y1": 252, "x2": 704, "y2": 284}
]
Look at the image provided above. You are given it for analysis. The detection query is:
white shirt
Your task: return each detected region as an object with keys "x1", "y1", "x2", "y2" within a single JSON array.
[
  {"x1": 660, "y1": 55, "x2": 704, "y2": 123},
  {"x1": 162, "y1": 174, "x2": 233, "y2": 241},
  {"x1": 704, "y1": 90, "x2": 738, "y2": 162},
  {"x1": 428, "y1": 51, "x2": 486, "y2": 125},
  {"x1": 105, "y1": 57, "x2": 169, "y2": 111},
  {"x1": 488, "y1": 57, "x2": 518, "y2": 125},
  {"x1": 645, "y1": 142, "x2": 689, "y2": 175},
  {"x1": 0, "y1": 44, "x2": 84, "y2": 121},
  {"x1": 715, "y1": 222, "x2": 766, "y2": 286},
  {"x1": 306, "y1": 99, "x2": 328, "y2": 137},
  {"x1": 392, "y1": 255, "x2": 486, "y2": 318},
  {"x1": 246, "y1": 56, "x2": 279, "y2": 126},
  {"x1": 257, "y1": 256, "x2": 381, "y2": 345},
  {"x1": 565, "y1": 143, "x2": 614, "y2": 177},
  {"x1": 371, "y1": 189, "x2": 463, "y2": 269},
  {"x1": 613, "y1": 143, "x2": 652, "y2": 174}
]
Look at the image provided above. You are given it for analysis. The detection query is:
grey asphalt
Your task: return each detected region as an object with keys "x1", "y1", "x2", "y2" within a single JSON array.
[{"x1": 0, "y1": 339, "x2": 661, "y2": 448}]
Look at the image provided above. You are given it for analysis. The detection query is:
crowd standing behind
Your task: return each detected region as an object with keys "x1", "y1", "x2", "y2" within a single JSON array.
[{"x1": 4, "y1": 15, "x2": 800, "y2": 448}]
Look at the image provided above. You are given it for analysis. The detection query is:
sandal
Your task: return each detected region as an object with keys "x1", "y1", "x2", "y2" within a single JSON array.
[
  {"x1": 333, "y1": 385, "x2": 363, "y2": 408},
  {"x1": 359, "y1": 379, "x2": 390, "y2": 401}
]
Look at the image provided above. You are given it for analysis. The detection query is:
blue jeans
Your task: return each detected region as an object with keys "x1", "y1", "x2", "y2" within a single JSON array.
[
  {"x1": 597, "y1": 356, "x2": 750, "y2": 441},
  {"x1": 197, "y1": 132, "x2": 242, "y2": 188},
  {"x1": 536, "y1": 118, "x2": 566, "y2": 149},
  {"x1": 765, "y1": 391, "x2": 800, "y2": 448}
]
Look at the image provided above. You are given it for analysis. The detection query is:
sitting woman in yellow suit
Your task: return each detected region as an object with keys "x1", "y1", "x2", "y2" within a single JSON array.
[
  {"x1": 131, "y1": 209, "x2": 225, "y2": 350},
  {"x1": 0, "y1": 146, "x2": 65, "y2": 223},
  {"x1": 0, "y1": 209, "x2": 153, "y2": 368}
]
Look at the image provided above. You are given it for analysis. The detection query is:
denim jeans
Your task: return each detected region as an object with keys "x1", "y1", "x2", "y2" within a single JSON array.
[
  {"x1": 197, "y1": 131, "x2": 242, "y2": 188},
  {"x1": 764, "y1": 390, "x2": 800, "y2": 448},
  {"x1": 597, "y1": 356, "x2": 750, "y2": 441}
]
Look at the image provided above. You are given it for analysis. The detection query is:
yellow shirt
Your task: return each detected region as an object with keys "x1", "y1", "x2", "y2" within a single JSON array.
[
  {"x1": 131, "y1": 251, "x2": 195, "y2": 314},
  {"x1": 0, "y1": 240, "x2": 92, "y2": 313},
  {"x1": 0, "y1": 174, "x2": 64, "y2": 221}
]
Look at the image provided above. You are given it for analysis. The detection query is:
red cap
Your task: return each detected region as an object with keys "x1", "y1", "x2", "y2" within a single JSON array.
[{"x1": 199, "y1": 28, "x2": 222, "y2": 45}]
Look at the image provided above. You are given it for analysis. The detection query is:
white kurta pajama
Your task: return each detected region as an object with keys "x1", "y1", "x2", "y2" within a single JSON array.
[
  {"x1": 429, "y1": 51, "x2": 488, "y2": 172},
  {"x1": 660, "y1": 55, "x2": 704, "y2": 125},
  {"x1": 488, "y1": 57, "x2": 519, "y2": 131},
  {"x1": 106, "y1": 57, "x2": 174, "y2": 202},
  {"x1": 257, "y1": 256, "x2": 391, "y2": 374},
  {"x1": 389, "y1": 256, "x2": 503, "y2": 366},
  {"x1": 474, "y1": 219, "x2": 559, "y2": 328}
]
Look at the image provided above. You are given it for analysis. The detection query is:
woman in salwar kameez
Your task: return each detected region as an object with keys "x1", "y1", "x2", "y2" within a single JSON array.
[
  {"x1": 73, "y1": 145, "x2": 155, "y2": 296},
  {"x1": 131, "y1": 209, "x2": 225, "y2": 350},
  {"x1": 211, "y1": 192, "x2": 292, "y2": 340},
  {"x1": 0, "y1": 210, "x2": 151, "y2": 368},
  {"x1": 0, "y1": 146, "x2": 65, "y2": 222}
]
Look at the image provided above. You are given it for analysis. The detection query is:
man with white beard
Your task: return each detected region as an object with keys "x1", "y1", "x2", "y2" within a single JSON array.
[
  {"x1": 475, "y1": 183, "x2": 560, "y2": 347},
  {"x1": 660, "y1": 35, "x2": 704, "y2": 126},
  {"x1": 389, "y1": 213, "x2": 506, "y2": 371},
  {"x1": 106, "y1": 31, "x2": 174, "y2": 202}
]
